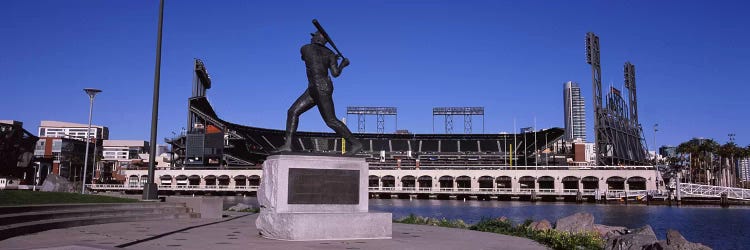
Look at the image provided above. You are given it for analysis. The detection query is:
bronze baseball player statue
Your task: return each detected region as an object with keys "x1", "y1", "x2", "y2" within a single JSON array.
[{"x1": 274, "y1": 20, "x2": 363, "y2": 156}]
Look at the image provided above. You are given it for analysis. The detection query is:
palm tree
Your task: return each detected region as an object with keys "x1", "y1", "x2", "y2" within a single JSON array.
[
  {"x1": 700, "y1": 139, "x2": 719, "y2": 185},
  {"x1": 677, "y1": 140, "x2": 695, "y2": 183},
  {"x1": 717, "y1": 142, "x2": 740, "y2": 187},
  {"x1": 677, "y1": 138, "x2": 702, "y2": 183},
  {"x1": 677, "y1": 138, "x2": 722, "y2": 184}
]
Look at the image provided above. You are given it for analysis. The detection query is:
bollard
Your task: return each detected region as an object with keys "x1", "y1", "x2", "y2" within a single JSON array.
[
  {"x1": 667, "y1": 190, "x2": 673, "y2": 206},
  {"x1": 720, "y1": 193, "x2": 729, "y2": 207}
]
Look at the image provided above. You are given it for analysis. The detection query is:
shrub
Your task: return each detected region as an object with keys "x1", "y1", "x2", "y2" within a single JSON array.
[
  {"x1": 471, "y1": 217, "x2": 604, "y2": 250},
  {"x1": 236, "y1": 207, "x2": 260, "y2": 213},
  {"x1": 531, "y1": 229, "x2": 604, "y2": 250},
  {"x1": 394, "y1": 214, "x2": 468, "y2": 229},
  {"x1": 398, "y1": 215, "x2": 604, "y2": 250}
]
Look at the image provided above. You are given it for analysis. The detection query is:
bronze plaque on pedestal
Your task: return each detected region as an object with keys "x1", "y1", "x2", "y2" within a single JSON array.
[{"x1": 288, "y1": 168, "x2": 359, "y2": 204}]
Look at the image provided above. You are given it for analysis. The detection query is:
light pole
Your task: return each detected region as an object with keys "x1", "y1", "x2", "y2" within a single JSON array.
[
  {"x1": 81, "y1": 88, "x2": 102, "y2": 194},
  {"x1": 143, "y1": 0, "x2": 165, "y2": 200},
  {"x1": 653, "y1": 123, "x2": 659, "y2": 164}
]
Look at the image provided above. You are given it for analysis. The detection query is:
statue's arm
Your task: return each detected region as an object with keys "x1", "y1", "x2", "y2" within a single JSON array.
[{"x1": 329, "y1": 53, "x2": 348, "y2": 78}]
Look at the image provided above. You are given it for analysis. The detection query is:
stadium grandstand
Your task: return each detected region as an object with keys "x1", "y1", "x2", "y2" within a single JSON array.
[{"x1": 167, "y1": 60, "x2": 568, "y2": 169}]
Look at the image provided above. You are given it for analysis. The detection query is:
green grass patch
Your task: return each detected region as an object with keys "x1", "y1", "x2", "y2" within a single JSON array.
[
  {"x1": 0, "y1": 190, "x2": 139, "y2": 206},
  {"x1": 395, "y1": 214, "x2": 604, "y2": 250}
]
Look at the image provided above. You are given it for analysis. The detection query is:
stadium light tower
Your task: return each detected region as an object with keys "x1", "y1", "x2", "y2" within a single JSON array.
[
  {"x1": 346, "y1": 107, "x2": 397, "y2": 133},
  {"x1": 433, "y1": 107, "x2": 485, "y2": 134},
  {"x1": 81, "y1": 88, "x2": 102, "y2": 194},
  {"x1": 653, "y1": 123, "x2": 658, "y2": 163}
]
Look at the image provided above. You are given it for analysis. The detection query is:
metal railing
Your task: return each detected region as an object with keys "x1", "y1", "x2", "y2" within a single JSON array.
[
  {"x1": 88, "y1": 183, "x2": 684, "y2": 199},
  {"x1": 366, "y1": 186, "x2": 620, "y2": 196},
  {"x1": 582, "y1": 189, "x2": 598, "y2": 195},
  {"x1": 678, "y1": 183, "x2": 750, "y2": 201},
  {"x1": 563, "y1": 189, "x2": 579, "y2": 193},
  {"x1": 86, "y1": 184, "x2": 259, "y2": 192}
]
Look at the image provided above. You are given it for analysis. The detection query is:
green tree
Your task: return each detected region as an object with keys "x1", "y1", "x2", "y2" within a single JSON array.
[
  {"x1": 677, "y1": 139, "x2": 699, "y2": 183},
  {"x1": 677, "y1": 138, "x2": 721, "y2": 184},
  {"x1": 698, "y1": 139, "x2": 719, "y2": 184},
  {"x1": 717, "y1": 142, "x2": 738, "y2": 187}
]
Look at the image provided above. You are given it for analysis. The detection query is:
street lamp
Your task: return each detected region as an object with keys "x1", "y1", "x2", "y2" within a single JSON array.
[
  {"x1": 143, "y1": 0, "x2": 165, "y2": 200},
  {"x1": 81, "y1": 88, "x2": 102, "y2": 194},
  {"x1": 653, "y1": 123, "x2": 659, "y2": 164}
]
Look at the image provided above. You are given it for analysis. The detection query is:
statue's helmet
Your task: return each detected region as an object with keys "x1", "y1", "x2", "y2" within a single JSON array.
[{"x1": 310, "y1": 31, "x2": 326, "y2": 44}]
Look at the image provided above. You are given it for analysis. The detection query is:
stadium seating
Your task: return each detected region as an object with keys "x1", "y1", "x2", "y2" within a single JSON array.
[{"x1": 186, "y1": 96, "x2": 565, "y2": 167}]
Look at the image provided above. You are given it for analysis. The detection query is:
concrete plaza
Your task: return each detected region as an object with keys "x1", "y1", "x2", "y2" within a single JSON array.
[{"x1": 0, "y1": 212, "x2": 546, "y2": 250}]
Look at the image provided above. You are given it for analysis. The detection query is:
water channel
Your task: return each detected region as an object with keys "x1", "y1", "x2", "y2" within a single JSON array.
[{"x1": 223, "y1": 196, "x2": 749, "y2": 249}]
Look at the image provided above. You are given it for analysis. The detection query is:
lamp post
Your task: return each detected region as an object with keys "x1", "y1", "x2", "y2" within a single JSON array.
[
  {"x1": 143, "y1": 0, "x2": 165, "y2": 200},
  {"x1": 81, "y1": 88, "x2": 102, "y2": 194},
  {"x1": 653, "y1": 123, "x2": 659, "y2": 164}
]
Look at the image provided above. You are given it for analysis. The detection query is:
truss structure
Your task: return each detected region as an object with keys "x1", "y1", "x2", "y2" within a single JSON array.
[
  {"x1": 678, "y1": 183, "x2": 750, "y2": 201},
  {"x1": 586, "y1": 33, "x2": 648, "y2": 165},
  {"x1": 182, "y1": 59, "x2": 253, "y2": 168},
  {"x1": 432, "y1": 107, "x2": 484, "y2": 134},
  {"x1": 346, "y1": 107, "x2": 397, "y2": 133}
]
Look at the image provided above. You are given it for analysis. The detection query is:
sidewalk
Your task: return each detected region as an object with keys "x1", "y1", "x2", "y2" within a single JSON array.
[{"x1": 0, "y1": 212, "x2": 547, "y2": 250}]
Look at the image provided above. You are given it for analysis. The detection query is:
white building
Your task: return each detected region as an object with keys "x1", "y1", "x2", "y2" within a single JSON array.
[
  {"x1": 99, "y1": 140, "x2": 175, "y2": 183},
  {"x1": 34, "y1": 121, "x2": 106, "y2": 182},
  {"x1": 38, "y1": 120, "x2": 108, "y2": 142},
  {"x1": 102, "y1": 140, "x2": 149, "y2": 161},
  {"x1": 740, "y1": 158, "x2": 750, "y2": 182},
  {"x1": 585, "y1": 142, "x2": 596, "y2": 165},
  {"x1": 100, "y1": 140, "x2": 148, "y2": 183}
]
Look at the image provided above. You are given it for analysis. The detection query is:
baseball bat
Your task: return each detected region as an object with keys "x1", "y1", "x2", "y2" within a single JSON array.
[{"x1": 312, "y1": 19, "x2": 344, "y2": 58}]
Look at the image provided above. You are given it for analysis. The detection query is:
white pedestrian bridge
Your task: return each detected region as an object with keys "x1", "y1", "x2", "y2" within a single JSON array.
[{"x1": 677, "y1": 183, "x2": 750, "y2": 201}]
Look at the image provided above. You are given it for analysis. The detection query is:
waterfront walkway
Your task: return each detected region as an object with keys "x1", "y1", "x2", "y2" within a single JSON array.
[{"x1": 0, "y1": 212, "x2": 546, "y2": 250}]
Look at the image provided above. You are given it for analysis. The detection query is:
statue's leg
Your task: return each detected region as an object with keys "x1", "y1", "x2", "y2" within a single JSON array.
[
  {"x1": 274, "y1": 90, "x2": 315, "y2": 153},
  {"x1": 312, "y1": 90, "x2": 363, "y2": 156}
]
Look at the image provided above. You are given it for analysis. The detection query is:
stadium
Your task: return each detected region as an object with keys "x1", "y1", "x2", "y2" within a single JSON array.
[
  {"x1": 102, "y1": 59, "x2": 658, "y2": 200},
  {"x1": 171, "y1": 59, "x2": 569, "y2": 170}
]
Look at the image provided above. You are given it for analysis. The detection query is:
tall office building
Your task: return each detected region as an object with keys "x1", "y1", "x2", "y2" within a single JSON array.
[
  {"x1": 563, "y1": 81, "x2": 586, "y2": 141},
  {"x1": 659, "y1": 145, "x2": 677, "y2": 158},
  {"x1": 740, "y1": 157, "x2": 750, "y2": 182}
]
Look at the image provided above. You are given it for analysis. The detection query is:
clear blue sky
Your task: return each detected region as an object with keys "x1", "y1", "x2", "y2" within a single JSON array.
[{"x1": 2, "y1": 0, "x2": 749, "y2": 148}]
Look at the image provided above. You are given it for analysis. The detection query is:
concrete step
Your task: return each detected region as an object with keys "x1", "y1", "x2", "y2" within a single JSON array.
[
  {"x1": 0, "y1": 202, "x2": 186, "y2": 215},
  {"x1": 0, "y1": 206, "x2": 192, "y2": 226},
  {"x1": 0, "y1": 212, "x2": 198, "y2": 241}
]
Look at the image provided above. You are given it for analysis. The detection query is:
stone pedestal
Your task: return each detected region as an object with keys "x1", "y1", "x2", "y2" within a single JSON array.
[{"x1": 256, "y1": 154, "x2": 392, "y2": 241}]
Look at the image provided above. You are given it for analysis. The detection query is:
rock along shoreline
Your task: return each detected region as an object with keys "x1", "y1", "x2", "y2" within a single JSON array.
[{"x1": 541, "y1": 212, "x2": 711, "y2": 250}]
